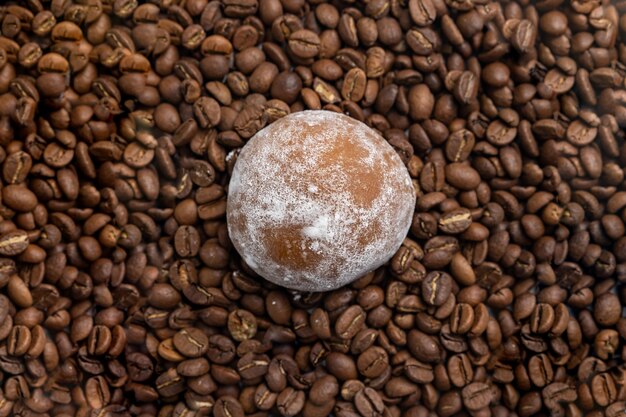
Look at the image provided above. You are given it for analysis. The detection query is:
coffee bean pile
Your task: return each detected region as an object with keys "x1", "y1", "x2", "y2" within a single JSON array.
[{"x1": 0, "y1": 0, "x2": 626, "y2": 416}]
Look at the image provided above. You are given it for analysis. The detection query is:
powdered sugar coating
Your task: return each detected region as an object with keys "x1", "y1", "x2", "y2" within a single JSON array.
[{"x1": 227, "y1": 110, "x2": 416, "y2": 292}]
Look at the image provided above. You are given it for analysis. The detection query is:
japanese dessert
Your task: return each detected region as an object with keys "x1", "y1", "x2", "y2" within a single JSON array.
[{"x1": 227, "y1": 111, "x2": 415, "y2": 291}]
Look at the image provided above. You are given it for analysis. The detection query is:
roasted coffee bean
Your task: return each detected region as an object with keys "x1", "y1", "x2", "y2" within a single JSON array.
[
  {"x1": 408, "y1": 330, "x2": 441, "y2": 363},
  {"x1": 409, "y1": 84, "x2": 434, "y2": 121},
  {"x1": 86, "y1": 325, "x2": 112, "y2": 356},
  {"x1": 409, "y1": 0, "x2": 436, "y2": 26},
  {"x1": 341, "y1": 68, "x2": 367, "y2": 102},
  {"x1": 309, "y1": 375, "x2": 339, "y2": 405},
  {"x1": 214, "y1": 396, "x2": 244, "y2": 417},
  {"x1": 194, "y1": 97, "x2": 221, "y2": 128},
  {"x1": 237, "y1": 352, "x2": 270, "y2": 379},
  {"x1": 255, "y1": 383, "x2": 277, "y2": 410},
  {"x1": 8, "y1": 275, "x2": 32, "y2": 307},
  {"x1": 288, "y1": 30, "x2": 320, "y2": 59},
  {"x1": 439, "y1": 208, "x2": 473, "y2": 234},
  {"x1": 173, "y1": 225, "x2": 200, "y2": 258},
  {"x1": 594, "y1": 293, "x2": 621, "y2": 326},
  {"x1": 422, "y1": 271, "x2": 453, "y2": 306},
  {"x1": 0, "y1": 231, "x2": 29, "y2": 256},
  {"x1": 271, "y1": 72, "x2": 302, "y2": 105},
  {"x1": 327, "y1": 352, "x2": 358, "y2": 381},
  {"x1": 528, "y1": 354, "x2": 553, "y2": 387},
  {"x1": 448, "y1": 354, "x2": 473, "y2": 387},
  {"x1": 450, "y1": 303, "x2": 474, "y2": 334},
  {"x1": 234, "y1": 103, "x2": 268, "y2": 138},
  {"x1": 356, "y1": 346, "x2": 388, "y2": 378},
  {"x1": 335, "y1": 305, "x2": 366, "y2": 339},
  {"x1": 7, "y1": 325, "x2": 31, "y2": 356},
  {"x1": 85, "y1": 375, "x2": 111, "y2": 409},
  {"x1": 542, "y1": 382, "x2": 577, "y2": 410},
  {"x1": 228, "y1": 309, "x2": 257, "y2": 341},
  {"x1": 277, "y1": 388, "x2": 305, "y2": 416},
  {"x1": 173, "y1": 327, "x2": 209, "y2": 358},
  {"x1": 462, "y1": 382, "x2": 494, "y2": 411},
  {"x1": 354, "y1": 387, "x2": 385, "y2": 417}
]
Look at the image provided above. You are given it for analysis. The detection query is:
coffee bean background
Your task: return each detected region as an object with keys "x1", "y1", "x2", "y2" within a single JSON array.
[{"x1": 0, "y1": 0, "x2": 625, "y2": 416}]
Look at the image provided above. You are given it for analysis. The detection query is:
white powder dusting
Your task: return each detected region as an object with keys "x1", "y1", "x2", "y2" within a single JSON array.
[
  {"x1": 227, "y1": 110, "x2": 416, "y2": 292},
  {"x1": 303, "y1": 215, "x2": 331, "y2": 241},
  {"x1": 225, "y1": 150, "x2": 237, "y2": 162}
]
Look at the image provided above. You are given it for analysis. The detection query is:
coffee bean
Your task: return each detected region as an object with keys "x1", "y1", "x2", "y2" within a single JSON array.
[
  {"x1": 449, "y1": 303, "x2": 474, "y2": 334},
  {"x1": 326, "y1": 352, "x2": 358, "y2": 381},
  {"x1": 173, "y1": 327, "x2": 209, "y2": 358},
  {"x1": 354, "y1": 388, "x2": 386, "y2": 417},
  {"x1": 174, "y1": 225, "x2": 201, "y2": 258},
  {"x1": 288, "y1": 29, "x2": 320, "y2": 58},
  {"x1": 277, "y1": 387, "x2": 305, "y2": 416},
  {"x1": 304, "y1": 309, "x2": 329, "y2": 342},
  {"x1": 422, "y1": 271, "x2": 452, "y2": 306},
  {"x1": 194, "y1": 97, "x2": 221, "y2": 128},
  {"x1": 228, "y1": 309, "x2": 258, "y2": 341},
  {"x1": 539, "y1": 11, "x2": 568, "y2": 37},
  {"x1": 85, "y1": 375, "x2": 111, "y2": 409},
  {"x1": 349, "y1": 328, "x2": 377, "y2": 354},
  {"x1": 447, "y1": 354, "x2": 473, "y2": 387},
  {"x1": 126, "y1": 352, "x2": 154, "y2": 382},
  {"x1": 530, "y1": 303, "x2": 555, "y2": 334},
  {"x1": 594, "y1": 293, "x2": 621, "y2": 326},
  {"x1": 237, "y1": 352, "x2": 270, "y2": 379},
  {"x1": 409, "y1": 0, "x2": 436, "y2": 26},
  {"x1": 508, "y1": 19, "x2": 537, "y2": 53},
  {"x1": 341, "y1": 68, "x2": 367, "y2": 102},
  {"x1": 439, "y1": 208, "x2": 473, "y2": 234},
  {"x1": 409, "y1": 84, "x2": 434, "y2": 121},
  {"x1": 234, "y1": 103, "x2": 268, "y2": 138},
  {"x1": 8, "y1": 275, "x2": 32, "y2": 308},
  {"x1": 356, "y1": 346, "x2": 388, "y2": 379},
  {"x1": 309, "y1": 374, "x2": 339, "y2": 405},
  {"x1": 7, "y1": 325, "x2": 31, "y2": 356},
  {"x1": 462, "y1": 382, "x2": 494, "y2": 411},
  {"x1": 0, "y1": 231, "x2": 29, "y2": 256},
  {"x1": 542, "y1": 382, "x2": 577, "y2": 410},
  {"x1": 335, "y1": 305, "x2": 366, "y2": 339},
  {"x1": 606, "y1": 402, "x2": 626, "y2": 417},
  {"x1": 271, "y1": 72, "x2": 303, "y2": 104},
  {"x1": 408, "y1": 330, "x2": 441, "y2": 363},
  {"x1": 87, "y1": 325, "x2": 112, "y2": 356},
  {"x1": 254, "y1": 383, "x2": 277, "y2": 410},
  {"x1": 528, "y1": 353, "x2": 553, "y2": 387},
  {"x1": 214, "y1": 396, "x2": 245, "y2": 417},
  {"x1": 260, "y1": 291, "x2": 290, "y2": 326},
  {"x1": 3, "y1": 151, "x2": 32, "y2": 184},
  {"x1": 336, "y1": 14, "x2": 358, "y2": 49}
]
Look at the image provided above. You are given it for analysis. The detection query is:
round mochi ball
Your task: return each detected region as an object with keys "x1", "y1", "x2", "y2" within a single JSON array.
[{"x1": 227, "y1": 110, "x2": 415, "y2": 292}]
